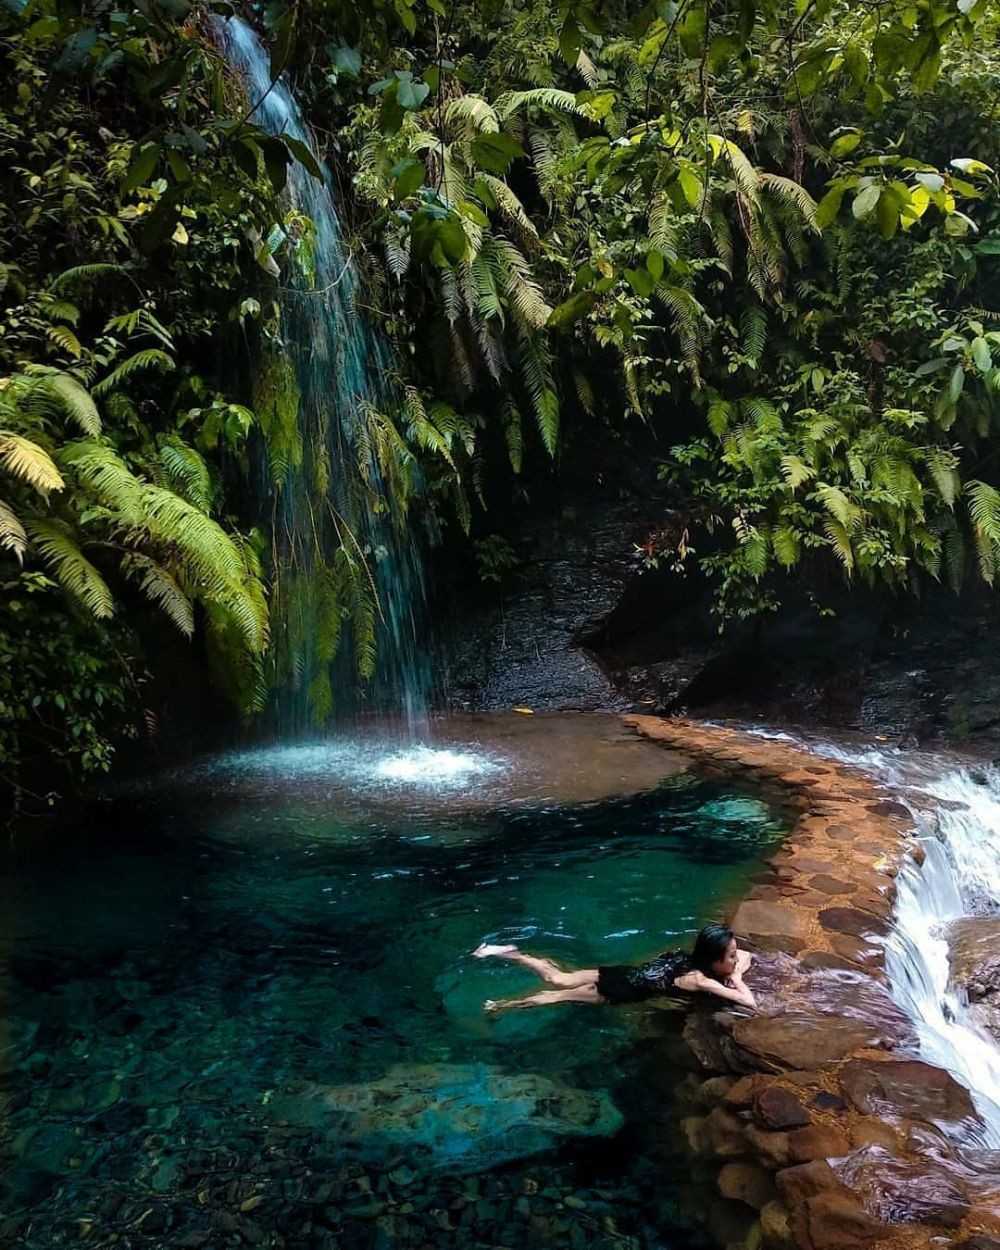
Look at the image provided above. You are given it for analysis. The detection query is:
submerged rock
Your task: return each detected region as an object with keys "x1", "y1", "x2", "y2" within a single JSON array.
[
  {"x1": 268, "y1": 1064, "x2": 623, "y2": 1173},
  {"x1": 945, "y1": 916, "x2": 1000, "y2": 1043}
]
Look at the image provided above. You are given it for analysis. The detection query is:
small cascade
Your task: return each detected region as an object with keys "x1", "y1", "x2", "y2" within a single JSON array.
[
  {"x1": 822, "y1": 743, "x2": 1000, "y2": 1143},
  {"x1": 218, "y1": 16, "x2": 431, "y2": 735}
]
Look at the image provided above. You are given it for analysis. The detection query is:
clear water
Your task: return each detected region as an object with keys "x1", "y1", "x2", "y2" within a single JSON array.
[
  {"x1": 0, "y1": 723, "x2": 786, "y2": 1249},
  {"x1": 218, "y1": 16, "x2": 432, "y2": 731}
]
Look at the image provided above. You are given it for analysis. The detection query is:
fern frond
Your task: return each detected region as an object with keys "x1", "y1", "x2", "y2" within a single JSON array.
[
  {"x1": 121, "y1": 552, "x2": 195, "y2": 637},
  {"x1": 760, "y1": 173, "x2": 819, "y2": 232},
  {"x1": 503, "y1": 400, "x2": 523, "y2": 473},
  {"x1": 141, "y1": 486, "x2": 245, "y2": 585},
  {"x1": 92, "y1": 349, "x2": 175, "y2": 398},
  {"x1": 496, "y1": 88, "x2": 587, "y2": 120},
  {"x1": 720, "y1": 139, "x2": 760, "y2": 208},
  {"x1": 816, "y1": 483, "x2": 861, "y2": 530},
  {"x1": 160, "y1": 438, "x2": 214, "y2": 512},
  {"x1": 51, "y1": 263, "x2": 127, "y2": 292},
  {"x1": 61, "y1": 442, "x2": 145, "y2": 521},
  {"x1": 823, "y1": 517, "x2": 855, "y2": 575},
  {"x1": 780, "y1": 453, "x2": 814, "y2": 490},
  {"x1": 26, "y1": 519, "x2": 114, "y2": 617},
  {"x1": 46, "y1": 324, "x2": 82, "y2": 358},
  {"x1": 740, "y1": 306, "x2": 768, "y2": 366},
  {"x1": 0, "y1": 432, "x2": 65, "y2": 494},
  {"x1": 0, "y1": 498, "x2": 27, "y2": 563},
  {"x1": 575, "y1": 49, "x2": 599, "y2": 88},
  {"x1": 479, "y1": 175, "x2": 539, "y2": 240},
  {"x1": 446, "y1": 95, "x2": 500, "y2": 134},
  {"x1": 648, "y1": 193, "x2": 679, "y2": 263},
  {"x1": 41, "y1": 371, "x2": 101, "y2": 435},
  {"x1": 493, "y1": 237, "x2": 551, "y2": 328}
]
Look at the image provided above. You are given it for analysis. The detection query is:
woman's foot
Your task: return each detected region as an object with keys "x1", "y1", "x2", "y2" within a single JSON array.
[
  {"x1": 483, "y1": 998, "x2": 503, "y2": 1014},
  {"x1": 472, "y1": 943, "x2": 518, "y2": 959}
]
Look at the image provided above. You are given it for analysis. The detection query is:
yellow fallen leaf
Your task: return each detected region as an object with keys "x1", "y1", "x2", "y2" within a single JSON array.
[
  {"x1": 513, "y1": 706, "x2": 534, "y2": 715},
  {"x1": 172, "y1": 222, "x2": 189, "y2": 245}
]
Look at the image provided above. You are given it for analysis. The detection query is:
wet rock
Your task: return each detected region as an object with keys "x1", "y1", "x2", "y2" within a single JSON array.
[
  {"x1": 704, "y1": 1107, "x2": 749, "y2": 1158},
  {"x1": 839, "y1": 1059, "x2": 979, "y2": 1133},
  {"x1": 786, "y1": 1125, "x2": 850, "y2": 1164},
  {"x1": 717, "y1": 1162, "x2": 776, "y2": 1210},
  {"x1": 730, "y1": 900, "x2": 812, "y2": 951},
  {"x1": 745, "y1": 1125, "x2": 791, "y2": 1169},
  {"x1": 818, "y1": 908, "x2": 889, "y2": 939},
  {"x1": 798, "y1": 951, "x2": 860, "y2": 974},
  {"x1": 759, "y1": 1199, "x2": 794, "y2": 1248},
  {"x1": 808, "y1": 876, "x2": 856, "y2": 895},
  {"x1": 955, "y1": 1239, "x2": 1000, "y2": 1250},
  {"x1": 848, "y1": 1117, "x2": 898, "y2": 1152},
  {"x1": 730, "y1": 1015, "x2": 891, "y2": 1071},
  {"x1": 775, "y1": 1161, "x2": 845, "y2": 1205},
  {"x1": 829, "y1": 935, "x2": 885, "y2": 968},
  {"x1": 754, "y1": 1087, "x2": 811, "y2": 1130},
  {"x1": 790, "y1": 1192, "x2": 884, "y2": 1250},
  {"x1": 810, "y1": 1092, "x2": 846, "y2": 1114},
  {"x1": 945, "y1": 917, "x2": 1000, "y2": 1042},
  {"x1": 836, "y1": 1146, "x2": 971, "y2": 1228},
  {"x1": 268, "y1": 1064, "x2": 624, "y2": 1173}
]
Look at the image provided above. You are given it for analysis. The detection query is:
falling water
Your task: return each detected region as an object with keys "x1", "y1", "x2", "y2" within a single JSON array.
[
  {"x1": 218, "y1": 16, "x2": 431, "y2": 734},
  {"x1": 817, "y1": 742, "x2": 1000, "y2": 1143}
]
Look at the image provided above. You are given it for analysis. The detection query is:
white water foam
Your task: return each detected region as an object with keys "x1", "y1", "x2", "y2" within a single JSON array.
[{"x1": 813, "y1": 741, "x2": 1000, "y2": 1143}]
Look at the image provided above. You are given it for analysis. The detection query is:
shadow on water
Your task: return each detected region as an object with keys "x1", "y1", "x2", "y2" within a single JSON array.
[{"x1": 0, "y1": 715, "x2": 788, "y2": 1248}]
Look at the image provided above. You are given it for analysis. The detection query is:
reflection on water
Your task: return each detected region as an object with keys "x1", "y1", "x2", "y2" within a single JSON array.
[{"x1": 0, "y1": 715, "x2": 786, "y2": 1249}]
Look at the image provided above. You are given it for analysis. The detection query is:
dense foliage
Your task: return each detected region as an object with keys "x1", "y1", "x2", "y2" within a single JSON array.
[{"x1": 3, "y1": 0, "x2": 1000, "y2": 803}]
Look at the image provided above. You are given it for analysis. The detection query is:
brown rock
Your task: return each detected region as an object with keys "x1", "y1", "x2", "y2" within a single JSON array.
[
  {"x1": 786, "y1": 1125, "x2": 850, "y2": 1163},
  {"x1": 808, "y1": 875, "x2": 856, "y2": 895},
  {"x1": 826, "y1": 824, "x2": 856, "y2": 840},
  {"x1": 946, "y1": 917, "x2": 1000, "y2": 1042},
  {"x1": 909, "y1": 842, "x2": 926, "y2": 866},
  {"x1": 775, "y1": 1160, "x2": 844, "y2": 1205},
  {"x1": 866, "y1": 799, "x2": 910, "y2": 819},
  {"x1": 829, "y1": 935, "x2": 885, "y2": 968},
  {"x1": 746, "y1": 1124, "x2": 792, "y2": 1168},
  {"x1": 682, "y1": 1115, "x2": 709, "y2": 1155},
  {"x1": 731, "y1": 1016, "x2": 891, "y2": 1071},
  {"x1": 836, "y1": 1147, "x2": 971, "y2": 1228},
  {"x1": 731, "y1": 900, "x2": 812, "y2": 943},
  {"x1": 810, "y1": 1092, "x2": 846, "y2": 1114},
  {"x1": 790, "y1": 1192, "x2": 883, "y2": 1250},
  {"x1": 759, "y1": 1200, "x2": 794, "y2": 1249},
  {"x1": 718, "y1": 1161, "x2": 777, "y2": 1211},
  {"x1": 724, "y1": 1074, "x2": 770, "y2": 1109},
  {"x1": 798, "y1": 951, "x2": 861, "y2": 974},
  {"x1": 754, "y1": 1087, "x2": 811, "y2": 1131},
  {"x1": 839, "y1": 1058, "x2": 979, "y2": 1130},
  {"x1": 955, "y1": 1239, "x2": 1000, "y2": 1250},
  {"x1": 705, "y1": 1106, "x2": 749, "y2": 1158},
  {"x1": 818, "y1": 907, "x2": 889, "y2": 939},
  {"x1": 848, "y1": 1117, "x2": 898, "y2": 1151}
]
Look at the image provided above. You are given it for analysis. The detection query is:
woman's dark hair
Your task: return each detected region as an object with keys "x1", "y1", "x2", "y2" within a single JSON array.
[{"x1": 691, "y1": 923, "x2": 735, "y2": 977}]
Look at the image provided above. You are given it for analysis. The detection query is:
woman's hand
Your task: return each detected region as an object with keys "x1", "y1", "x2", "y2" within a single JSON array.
[{"x1": 675, "y1": 970, "x2": 756, "y2": 1011}]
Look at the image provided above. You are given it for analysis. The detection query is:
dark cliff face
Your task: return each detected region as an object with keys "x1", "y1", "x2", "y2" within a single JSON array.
[{"x1": 438, "y1": 479, "x2": 1000, "y2": 751}]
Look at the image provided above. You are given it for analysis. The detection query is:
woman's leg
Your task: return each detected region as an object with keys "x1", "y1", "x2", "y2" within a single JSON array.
[
  {"x1": 484, "y1": 983, "x2": 605, "y2": 1013},
  {"x1": 472, "y1": 944, "x2": 598, "y2": 989}
]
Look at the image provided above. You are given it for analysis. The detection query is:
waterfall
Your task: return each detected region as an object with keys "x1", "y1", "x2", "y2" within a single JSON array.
[
  {"x1": 818, "y1": 742, "x2": 1000, "y2": 1143},
  {"x1": 218, "y1": 16, "x2": 431, "y2": 735}
]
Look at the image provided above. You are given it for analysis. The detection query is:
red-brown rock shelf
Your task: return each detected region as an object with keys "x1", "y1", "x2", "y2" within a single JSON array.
[{"x1": 624, "y1": 714, "x2": 1000, "y2": 1250}]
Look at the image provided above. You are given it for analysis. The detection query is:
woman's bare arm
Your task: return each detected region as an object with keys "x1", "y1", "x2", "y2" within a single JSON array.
[{"x1": 674, "y1": 970, "x2": 756, "y2": 1010}]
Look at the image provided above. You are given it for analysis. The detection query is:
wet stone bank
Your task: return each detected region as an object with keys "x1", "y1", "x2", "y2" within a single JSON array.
[{"x1": 625, "y1": 715, "x2": 1000, "y2": 1250}]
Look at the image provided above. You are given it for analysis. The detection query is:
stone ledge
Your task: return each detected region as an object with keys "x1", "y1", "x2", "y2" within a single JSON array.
[{"x1": 623, "y1": 714, "x2": 1000, "y2": 1250}]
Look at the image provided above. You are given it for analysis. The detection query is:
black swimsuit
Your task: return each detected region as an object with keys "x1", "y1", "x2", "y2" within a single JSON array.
[{"x1": 597, "y1": 951, "x2": 695, "y2": 1004}]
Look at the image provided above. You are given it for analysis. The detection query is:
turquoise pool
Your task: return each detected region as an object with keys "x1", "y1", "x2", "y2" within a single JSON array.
[{"x1": 0, "y1": 716, "x2": 787, "y2": 1248}]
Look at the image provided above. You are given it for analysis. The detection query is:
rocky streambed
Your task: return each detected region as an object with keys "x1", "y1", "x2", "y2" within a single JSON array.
[{"x1": 626, "y1": 715, "x2": 1000, "y2": 1250}]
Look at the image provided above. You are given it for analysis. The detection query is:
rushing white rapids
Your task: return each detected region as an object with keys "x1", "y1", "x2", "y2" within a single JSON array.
[{"x1": 817, "y1": 742, "x2": 1000, "y2": 1143}]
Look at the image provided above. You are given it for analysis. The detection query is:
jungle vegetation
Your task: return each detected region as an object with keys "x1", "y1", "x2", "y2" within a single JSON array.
[{"x1": 2, "y1": 0, "x2": 1000, "y2": 804}]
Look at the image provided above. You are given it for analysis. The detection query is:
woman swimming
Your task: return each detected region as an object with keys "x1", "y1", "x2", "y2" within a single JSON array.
[{"x1": 473, "y1": 922, "x2": 755, "y2": 1013}]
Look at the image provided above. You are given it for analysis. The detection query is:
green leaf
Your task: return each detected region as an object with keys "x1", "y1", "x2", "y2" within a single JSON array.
[
  {"x1": 331, "y1": 45, "x2": 362, "y2": 78},
  {"x1": 471, "y1": 132, "x2": 525, "y2": 175},
  {"x1": 122, "y1": 142, "x2": 160, "y2": 194},
  {"x1": 397, "y1": 76, "x2": 430, "y2": 110},
  {"x1": 547, "y1": 291, "x2": 596, "y2": 330},
  {"x1": 949, "y1": 364, "x2": 966, "y2": 404},
  {"x1": 392, "y1": 158, "x2": 425, "y2": 200},
  {"x1": 852, "y1": 184, "x2": 881, "y2": 220},
  {"x1": 281, "y1": 135, "x2": 323, "y2": 180},
  {"x1": 678, "y1": 167, "x2": 702, "y2": 208},
  {"x1": 972, "y1": 337, "x2": 993, "y2": 372},
  {"x1": 815, "y1": 186, "x2": 845, "y2": 229},
  {"x1": 830, "y1": 131, "x2": 861, "y2": 158},
  {"x1": 646, "y1": 249, "x2": 665, "y2": 282},
  {"x1": 625, "y1": 268, "x2": 654, "y2": 298}
]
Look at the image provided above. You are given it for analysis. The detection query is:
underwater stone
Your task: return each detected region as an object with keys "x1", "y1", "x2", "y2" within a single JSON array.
[{"x1": 268, "y1": 1064, "x2": 624, "y2": 1173}]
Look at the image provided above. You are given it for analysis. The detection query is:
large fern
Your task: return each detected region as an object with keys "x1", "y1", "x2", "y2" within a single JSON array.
[
  {"x1": 0, "y1": 432, "x2": 65, "y2": 494},
  {"x1": 26, "y1": 519, "x2": 115, "y2": 618}
]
